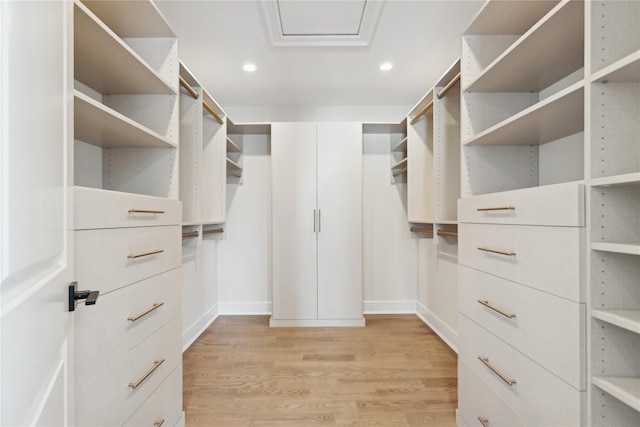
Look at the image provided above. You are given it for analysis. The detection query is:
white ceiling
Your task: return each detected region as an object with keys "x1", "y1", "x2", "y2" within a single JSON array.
[{"x1": 155, "y1": 0, "x2": 484, "y2": 114}]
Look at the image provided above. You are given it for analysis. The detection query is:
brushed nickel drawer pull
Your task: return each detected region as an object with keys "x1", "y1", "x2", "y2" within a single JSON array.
[
  {"x1": 478, "y1": 247, "x2": 516, "y2": 257},
  {"x1": 128, "y1": 209, "x2": 165, "y2": 214},
  {"x1": 154, "y1": 419, "x2": 165, "y2": 427},
  {"x1": 128, "y1": 249, "x2": 164, "y2": 259},
  {"x1": 129, "y1": 359, "x2": 165, "y2": 389},
  {"x1": 477, "y1": 300, "x2": 516, "y2": 319},
  {"x1": 128, "y1": 302, "x2": 164, "y2": 322},
  {"x1": 476, "y1": 206, "x2": 514, "y2": 211},
  {"x1": 478, "y1": 416, "x2": 489, "y2": 427},
  {"x1": 478, "y1": 356, "x2": 516, "y2": 386}
]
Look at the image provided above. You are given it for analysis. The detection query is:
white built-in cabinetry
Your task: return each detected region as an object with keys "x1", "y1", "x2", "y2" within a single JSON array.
[
  {"x1": 72, "y1": 1, "x2": 184, "y2": 425},
  {"x1": 271, "y1": 122, "x2": 364, "y2": 327},
  {"x1": 457, "y1": 1, "x2": 639, "y2": 425},
  {"x1": 588, "y1": 1, "x2": 640, "y2": 425}
]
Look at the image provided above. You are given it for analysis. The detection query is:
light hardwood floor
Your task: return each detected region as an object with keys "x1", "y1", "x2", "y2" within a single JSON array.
[{"x1": 183, "y1": 315, "x2": 458, "y2": 426}]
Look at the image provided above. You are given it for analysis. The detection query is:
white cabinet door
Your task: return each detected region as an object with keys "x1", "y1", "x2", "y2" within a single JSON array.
[
  {"x1": 317, "y1": 123, "x2": 363, "y2": 320},
  {"x1": 1, "y1": 1, "x2": 74, "y2": 425},
  {"x1": 271, "y1": 123, "x2": 318, "y2": 320}
]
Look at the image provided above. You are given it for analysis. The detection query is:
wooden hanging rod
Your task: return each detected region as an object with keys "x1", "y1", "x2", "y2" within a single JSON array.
[
  {"x1": 410, "y1": 227, "x2": 433, "y2": 233},
  {"x1": 392, "y1": 167, "x2": 408, "y2": 177},
  {"x1": 437, "y1": 230, "x2": 458, "y2": 237},
  {"x1": 203, "y1": 101, "x2": 224, "y2": 124},
  {"x1": 182, "y1": 231, "x2": 199, "y2": 238},
  {"x1": 409, "y1": 100, "x2": 433, "y2": 125},
  {"x1": 203, "y1": 228, "x2": 224, "y2": 235},
  {"x1": 436, "y1": 72, "x2": 461, "y2": 99},
  {"x1": 179, "y1": 76, "x2": 199, "y2": 99}
]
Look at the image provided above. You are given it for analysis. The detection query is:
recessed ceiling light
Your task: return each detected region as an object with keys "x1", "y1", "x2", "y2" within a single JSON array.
[
  {"x1": 243, "y1": 63, "x2": 257, "y2": 72},
  {"x1": 379, "y1": 62, "x2": 393, "y2": 71}
]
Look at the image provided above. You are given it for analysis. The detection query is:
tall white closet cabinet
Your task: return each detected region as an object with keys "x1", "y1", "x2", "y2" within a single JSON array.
[{"x1": 271, "y1": 122, "x2": 365, "y2": 327}]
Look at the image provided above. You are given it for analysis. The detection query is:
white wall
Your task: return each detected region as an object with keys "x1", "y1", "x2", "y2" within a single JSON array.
[
  {"x1": 217, "y1": 133, "x2": 272, "y2": 314},
  {"x1": 362, "y1": 131, "x2": 418, "y2": 313}
]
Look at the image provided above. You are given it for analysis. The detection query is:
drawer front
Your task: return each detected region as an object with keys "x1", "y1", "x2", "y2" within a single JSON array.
[
  {"x1": 75, "y1": 186, "x2": 181, "y2": 230},
  {"x1": 75, "y1": 268, "x2": 182, "y2": 387},
  {"x1": 75, "y1": 225, "x2": 181, "y2": 295},
  {"x1": 458, "y1": 361, "x2": 525, "y2": 427},
  {"x1": 458, "y1": 314, "x2": 585, "y2": 426},
  {"x1": 459, "y1": 265, "x2": 585, "y2": 390},
  {"x1": 458, "y1": 223, "x2": 584, "y2": 302},
  {"x1": 75, "y1": 316, "x2": 182, "y2": 427},
  {"x1": 458, "y1": 182, "x2": 584, "y2": 226},
  {"x1": 123, "y1": 363, "x2": 183, "y2": 427}
]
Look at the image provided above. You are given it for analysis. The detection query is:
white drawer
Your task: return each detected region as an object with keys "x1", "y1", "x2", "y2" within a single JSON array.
[
  {"x1": 458, "y1": 314, "x2": 585, "y2": 426},
  {"x1": 75, "y1": 268, "x2": 181, "y2": 387},
  {"x1": 75, "y1": 225, "x2": 181, "y2": 294},
  {"x1": 123, "y1": 363, "x2": 183, "y2": 427},
  {"x1": 458, "y1": 182, "x2": 584, "y2": 226},
  {"x1": 459, "y1": 265, "x2": 586, "y2": 390},
  {"x1": 458, "y1": 223, "x2": 584, "y2": 302},
  {"x1": 75, "y1": 186, "x2": 181, "y2": 230},
  {"x1": 458, "y1": 361, "x2": 525, "y2": 427},
  {"x1": 75, "y1": 316, "x2": 182, "y2": 427}
]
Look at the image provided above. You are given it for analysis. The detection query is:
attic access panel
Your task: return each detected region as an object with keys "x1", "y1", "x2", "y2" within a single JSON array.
[
  {"x1": 262, "y1": 0, "x2": 384, "y2": 46},
  {"x1": 277, "y1": 0, "x2": 366, "y2": 36}
]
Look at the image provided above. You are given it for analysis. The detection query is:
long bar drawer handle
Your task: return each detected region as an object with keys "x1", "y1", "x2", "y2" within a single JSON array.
[
  {"x1": 477, "y1": 247, "x2": 516, "y2": 257},
  {"x1": 478, "y1": 356, "x2": 516, "y2": 386},
  {"x1": 128, "y1": 249, "x2": 164, "y2": 259},
  {"x1": 129, "y1": 359, "x2": 165, "y2": 389},
  {"x1": 154, "y1": 419, "x2": 165, "y2": 427},
  {"x1": 128, "y1": 209, "x2": 165, "y2": 214},
  {"x1": 476, "y1": 206, "x2": 514, "y2": 212},
  {"x1": 128, "y1": 302, "x2": 164, "y2": 322},
  {"x1": 478, "y1": 416, "x2": 489, "y2": 427},
  {"x1": 477, "y1": 300, "x2": 516, "y2": 319}
]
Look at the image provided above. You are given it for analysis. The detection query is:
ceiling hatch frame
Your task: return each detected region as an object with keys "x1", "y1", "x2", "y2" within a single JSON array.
[{"x1": 261, "y1": 0, "x2": 385, "y2": 47}]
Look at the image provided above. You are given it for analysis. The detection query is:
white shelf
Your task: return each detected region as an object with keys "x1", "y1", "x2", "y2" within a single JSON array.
[
  {"x1": 202, "y1": 220, "x2": 225, "y2": 226},
  {"x1": 80, "y1": 0, "x2": 175, "y2": 38},
  {"x1": 182, "y1": 221, "x2": 201, "y2": 227},
  {"x1": 591, "y1": 173, "x2": 640, "y2": 188},
  {"x1": 592, "y1": 242, "x2": 640, "y2": 256},
  {"x1": 592, "y1": 310, "x2": 640, "y2": 334},
  {"x1": 391, "y1": 157, "x2": 408, "y2": 169},
  {"x1": 465, "y1": 0, "x2": 559, "y2": 36},
  {"x1": 74, "y1": 1, "x2": 175, "y2": 95},
  {"x1": 592, "y1": 51, "x2": 640, "y2": 83},
  {"x1": 465, "y1": 1, "x2": 583, "y2": 92},
  {"x1": 226, "y1": 137, "x2": 241, "y2": 153},
  {"x1": 463, "y1": 82, "x2": 584, "y2": 146},
  {"x1": 392, "y1": 137, "x2": 408, "y2": 152},
  {"x1": 226, "y1": 158, "x2": 242, "y2": 172},
  {"x1": 436, "y1": 220, "x2": 458, "y2": 225},
  {"x1": 592, "y1": 376, "x2": 640, "y2": 413},
  {"x1": 74, "y1": 91, "x2": 176, "y2": 148}
]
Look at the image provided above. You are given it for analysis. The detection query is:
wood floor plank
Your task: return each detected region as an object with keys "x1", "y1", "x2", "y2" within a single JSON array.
[{"x1": 183, "y1": 315, "x2": 457, "y2": 426}]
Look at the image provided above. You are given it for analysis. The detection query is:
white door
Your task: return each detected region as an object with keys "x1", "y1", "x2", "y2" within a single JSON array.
[
  {"x1": 271, "y1": 123, "x2": 318, "y2": 320},
  {"x1": 317, "y1": 123, "x2": 363, "y2": 320},
  {"x1": 1, "y1": 1, "x2": 74, "y2": 425}
]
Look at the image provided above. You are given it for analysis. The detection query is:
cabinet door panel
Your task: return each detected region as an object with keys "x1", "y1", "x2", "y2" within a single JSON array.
[
  {"x1": 317, "y1": 122, "x2": 363, "y2": 320},
  {"x1": 271, "y1": 123, "x2": 318, "y2": 320}
]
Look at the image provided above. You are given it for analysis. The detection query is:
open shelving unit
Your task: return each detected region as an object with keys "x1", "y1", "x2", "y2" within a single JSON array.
[
  {"x1": 461, "y1": 0, "x2": 585, "y2": 197},
  {"x1": 73, "y1": 0, "x2": 179, "y2": 199},
  {"x1": 587, "y1": 1, "x2": 640, "y2": 426},
  {"x1": 588, "y1": 4, "x2": 640, "y2": 425}
]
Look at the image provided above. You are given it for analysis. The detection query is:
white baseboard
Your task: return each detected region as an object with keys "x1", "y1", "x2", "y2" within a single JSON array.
[
  {"x1": 182, "y1": 304, "x2": 219, "y2": 352},
  {"x1": 363, "y1": 300, "x2": 416, "y2": 314},
  {"x1": 416, "y1": 301, "x2": 458, "y2": 353},
  {"x1": 269, "y1": 317, "x2": 366, "y2": 327},
  {"x1": 218, "y1": 301, "x2": 272, "y2": 315}
]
